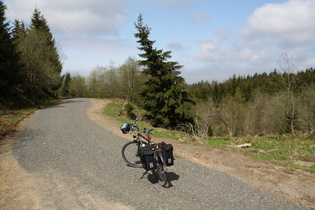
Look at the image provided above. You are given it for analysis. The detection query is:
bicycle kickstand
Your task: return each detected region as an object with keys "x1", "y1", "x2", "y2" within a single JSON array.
[{"x1": 141, "y1": 170, "x2": 149, "y2": 179}]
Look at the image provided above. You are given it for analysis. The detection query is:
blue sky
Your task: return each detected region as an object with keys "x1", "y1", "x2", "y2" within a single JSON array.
[{"x1": 4, "y1": 0, "x2": 315, "y2": 84}]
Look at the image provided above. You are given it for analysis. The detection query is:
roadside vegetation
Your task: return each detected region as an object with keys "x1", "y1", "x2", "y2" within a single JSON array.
[
  {"x1": 0, "y1": 109, "x2": 34, "y2": 137},
  {"x1": 104, "y1": 100, "x2": 315, "y2": 174}
]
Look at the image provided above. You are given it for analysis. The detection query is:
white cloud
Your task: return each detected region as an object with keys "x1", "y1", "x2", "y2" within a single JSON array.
[
  {"x1": 5, "y1": 0, "x2": 129, "y2": 36},
  {"x1": 146, "y1": 0, "x2": 198, "y2": 6},
  {"x1": 193, "y1": 0, "x2": 315, "y2": 83},
  {"x1": 195, "y1": 39, "x2": 276, "y2": 66},
  {"x1": 215, "y1": 28, "x2": 230, "y2": 40},
  {"x1": 189, "y1": 12, "x2": 210, "y2": 24},
  {"x1": 60, "y1": 37, "x2": 132, "y2": 54},
  {"x1": 240, "y1": 0, "x2": 315, "y2": 47},
  {"x1": 194, "y1": 40, "x2": 228, "y2": 62},
  {"x1": 167, "y1": 42, "x2": 185, "y2": 50}
]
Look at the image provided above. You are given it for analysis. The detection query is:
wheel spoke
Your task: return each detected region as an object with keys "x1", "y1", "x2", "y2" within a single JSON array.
[{"x1": 121, "y1": 141, "x2": 143, "y2": 168}]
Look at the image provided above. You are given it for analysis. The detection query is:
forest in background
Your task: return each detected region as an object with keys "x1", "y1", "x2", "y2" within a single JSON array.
[
  {"x1": 189, "y1": 63, "x2": 315, "y2": 139},
  {"x1": 59, "y1": 57, "x2": 315, "y2": 138},
  {"x1": 1, "y1": 2, "x2": 315, "y2": 139}
]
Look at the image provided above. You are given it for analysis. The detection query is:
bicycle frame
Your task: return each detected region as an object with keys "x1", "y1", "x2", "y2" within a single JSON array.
[{"x1": 130, "y1": 119, "x2": 153, "y2": 146}]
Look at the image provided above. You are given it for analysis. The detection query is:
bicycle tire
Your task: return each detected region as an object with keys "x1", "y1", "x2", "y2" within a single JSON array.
[
  {"x1": 121, "y1": 141, "x2": 143, "y2": 168},
  {"x1": 153, "y1": 156, "x2": 168, "y2": 186}
]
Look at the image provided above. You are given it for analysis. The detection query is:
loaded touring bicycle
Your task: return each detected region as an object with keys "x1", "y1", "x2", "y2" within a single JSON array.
[{"x1": 120, "y1": 118, "x2": 174, "y2": 187}]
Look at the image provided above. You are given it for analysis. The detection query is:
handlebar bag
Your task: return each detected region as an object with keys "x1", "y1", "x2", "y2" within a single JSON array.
[
  {"x1": 158, "y1": 142, "x2": 174, "y2": 166},
  {"x1": 120, "y1": 123, "x2": 132, "y2": 134},
  {"x1": 138, "y1": 146, "x2": 157, "y2": 170}
]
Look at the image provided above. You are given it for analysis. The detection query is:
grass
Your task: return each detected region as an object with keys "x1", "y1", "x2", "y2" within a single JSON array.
[
  {"x1": 207, "y1": 135, "x2": 315, "y2": 173},
  {"x1": 206, "y1": 137, "x2": 231, "y2": 148},
  {"x1": 104, "y1": 100, "x2": 315, "y2": 174},
  {"x1": 5, "y1": 109, "x2": 35, "y2": 122},
  {"x1": 104, "y1": 103, "x2": 127, "y2": 122},
  {"x1": 0, "y1": 108, "x2": 36, "y2": 137},
  {"x1": 103, "y1": 102, "x2": 188, "y2": 140}
]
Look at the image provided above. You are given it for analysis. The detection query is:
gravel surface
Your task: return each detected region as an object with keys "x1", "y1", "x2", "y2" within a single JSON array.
[{"x1": 10, "y1": 98, "x2": 306, "y2": 209}]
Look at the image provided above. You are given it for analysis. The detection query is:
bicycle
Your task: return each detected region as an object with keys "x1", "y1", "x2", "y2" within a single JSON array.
[{"x1": 121, "y1": 118, "x2": 173, "y2": 187}]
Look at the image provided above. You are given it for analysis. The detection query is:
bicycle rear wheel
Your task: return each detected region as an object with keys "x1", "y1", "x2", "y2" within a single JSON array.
[
  {"x1": 153, "y1": 158, "x2": 168, "y2": 187},
  {"x1": 121, "y1": 141, "x2": 143, "y2": 168}
]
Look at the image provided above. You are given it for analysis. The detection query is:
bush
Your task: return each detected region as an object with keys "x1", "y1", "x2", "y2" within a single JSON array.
[{"x1": 124, "y1": 103, "x2": 136, "y2": 119}]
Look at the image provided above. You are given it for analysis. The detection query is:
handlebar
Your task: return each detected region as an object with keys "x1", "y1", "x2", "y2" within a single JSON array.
[
  {"x1": 131, "y1": 118, "x2": 139, "y2": 131},
  {"x1": 130, "y1": 118, "x2": 153, "y2": 137},
  {"x1": 144, "y1": 128, "x2": 154, "y2": 137}
]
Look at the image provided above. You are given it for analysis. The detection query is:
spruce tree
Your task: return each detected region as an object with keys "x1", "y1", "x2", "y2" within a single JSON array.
[
  {"x1": 61, "y1": 72, "x2": 71, "y2": 96},
  {"x1": 12, "y1": 19, "x2": 27, "y2": 42},
  {"x1": 30, "y1": 8, "x2": 62, "y2": 90},
  {"x1": 0, "y1": 1, "x2": 20, "y2": 90},
  {"x1": 134, "y1": 15, "x2": 194, "y2": 128},
  {"x1": 31, "y1": 8, "x2": 54, "y2": 48}
]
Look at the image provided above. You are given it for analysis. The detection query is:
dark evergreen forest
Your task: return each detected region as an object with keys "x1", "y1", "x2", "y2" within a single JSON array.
[{"x1": 190, "y1": 68, "x2": 315, "y2": 103}]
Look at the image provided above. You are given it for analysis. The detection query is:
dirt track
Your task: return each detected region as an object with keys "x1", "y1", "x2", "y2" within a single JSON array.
[{"x1": 0, "y1": 98, "x2": 314, "y2": 209}]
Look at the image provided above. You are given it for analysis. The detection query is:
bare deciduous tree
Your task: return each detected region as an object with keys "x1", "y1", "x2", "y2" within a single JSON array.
[
  {"x1": 297, "y1": 85, "x2": 315, "y2": 134},
  {"x1": 277, "y1": 53, "x2": 299, "y2": 135},
  {"x1": 192, "y1": 99, "x2": 217, "y2": 141}
]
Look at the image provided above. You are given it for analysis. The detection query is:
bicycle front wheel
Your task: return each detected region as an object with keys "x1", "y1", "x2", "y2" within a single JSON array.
[{"x1": 121, "y1": 141, "x2": 143, "y2": 168}]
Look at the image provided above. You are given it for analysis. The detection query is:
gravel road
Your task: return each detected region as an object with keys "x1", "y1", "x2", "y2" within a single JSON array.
[{"x1": 11, "y1": 98, "x2": 306, "y2": 209}]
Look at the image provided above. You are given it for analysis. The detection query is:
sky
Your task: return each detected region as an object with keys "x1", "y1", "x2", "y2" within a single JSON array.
[{"x1": 3, "y1": 0, "x2": 315, "y2": 84}]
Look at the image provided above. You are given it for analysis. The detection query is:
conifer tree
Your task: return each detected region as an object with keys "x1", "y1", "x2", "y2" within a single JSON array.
[
  {"x1": 0, "y1": 1, "x2": 20, "y2": 90},
  {"x1": 30, "y1": 8, "x2": 62, "y2": 90},
  {"x1": 61, "y1": 72, "x2": 71, "y2": 96},
  {"x1": 13, "y1": 8, "x2": 63, "y2": 93},
  {"x1": 12, "y1": 19, "x2": 27, "y2": 42},
  {"x1": 134, "y1": 14, "x2": 194, "y2": 128}
]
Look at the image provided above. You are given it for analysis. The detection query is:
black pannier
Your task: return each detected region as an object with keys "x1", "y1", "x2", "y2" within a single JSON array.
[
  {"x1": 138, "y1": 146, "x2": 157, "y2": 170},
  {"x1": 158, "y1": 142, "x2": 174, "y2": 166}
]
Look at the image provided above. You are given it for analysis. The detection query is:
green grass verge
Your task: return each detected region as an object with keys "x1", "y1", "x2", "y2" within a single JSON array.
[
  {"x1": 0, "y1": 108, "x2": 36, "y2": 137},
  {"x1": 103, "y1": 102, "x2": 187, "y2": 140},
  {"x1": 5, "y1": 109, "x2": 35, "y2": 122},
  {"x1": 206, "y1": 135, "x2": 315, "y2": 174},
  {"x1": 104, "y1": 101, "x2": 315, "y2": 174},
  {"x1": 206, "y1": 137, "x2": 231, "y2": 148}
]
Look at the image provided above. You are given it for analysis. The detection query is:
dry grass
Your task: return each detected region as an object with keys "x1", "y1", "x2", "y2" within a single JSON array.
[{"x1": 0, "y1": 118, "x2": 16, "y2": 137}]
